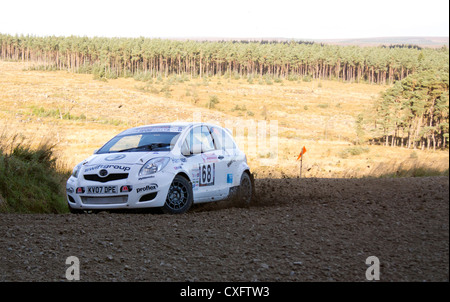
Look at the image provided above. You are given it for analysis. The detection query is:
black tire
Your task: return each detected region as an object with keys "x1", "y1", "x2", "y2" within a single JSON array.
[
  {"x1": 162, "y1": 175, "x2": 193, "y2": 214},
  {"x1": 238, "y1": 172, "x2": 253, "y2": 205}
]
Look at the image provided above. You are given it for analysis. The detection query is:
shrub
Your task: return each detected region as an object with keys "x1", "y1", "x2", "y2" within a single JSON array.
[
  {"x1": 265, "y1": 78, "x2": 273, "y2": 85},
  {"x1": 133, "y1": 72, "x2": 153, "y2": 82},
  {"x1": 409, "y1": 151, "x2": 418, "y2": 159},
  {"x1": 0, "y1": 134, "x2": 69, "y2": 213},
  {"x1": 338, "y1": 146, "x2": 370, "y2": 159},
  {"x1": 232, "y1": 104, "x2": 247, "y2": 111},
  {"x1": 317, "y1": 103, "x2": 329, "y2": 109},
  {"x1": 207, "y1": 95, "x2": 219, "y2": 109},
  {"x1": 303, "y1": 75, "x2": 312, "y2": 82},
  {"x1": 287, "y1": 74, "x2": 299, "y2": 81}
]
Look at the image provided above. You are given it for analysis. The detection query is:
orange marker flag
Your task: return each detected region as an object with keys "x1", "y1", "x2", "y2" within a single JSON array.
[{"x1": 296, "y1": 146, "x2": 307, "y2": 161}]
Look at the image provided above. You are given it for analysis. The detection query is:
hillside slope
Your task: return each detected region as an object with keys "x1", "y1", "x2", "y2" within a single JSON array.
[{"x1": 0, "y1": 61, "x2": 448, "y2": 178}]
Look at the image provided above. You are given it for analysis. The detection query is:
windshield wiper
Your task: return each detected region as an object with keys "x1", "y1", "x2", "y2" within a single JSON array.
[{"x1": 116, "y1": 143, "x2": 170, "y2": 152}]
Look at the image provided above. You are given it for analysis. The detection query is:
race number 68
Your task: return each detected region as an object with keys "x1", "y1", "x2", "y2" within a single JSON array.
[{"x1": 200, "y1": 163, "x2": 215, "y2": 186}]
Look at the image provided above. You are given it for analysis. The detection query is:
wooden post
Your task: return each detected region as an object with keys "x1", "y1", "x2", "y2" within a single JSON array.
[
  {"x1": 300, "y1": 155, "x2": 303, "y2": 178},
  {"x1": 297, "y1": 146, "x2": 307, "y2": 178}
]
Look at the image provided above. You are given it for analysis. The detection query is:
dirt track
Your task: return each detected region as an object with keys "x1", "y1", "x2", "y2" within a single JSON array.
[{"x1": 0, "y1": 176, "x2": 448, "y2": 282}]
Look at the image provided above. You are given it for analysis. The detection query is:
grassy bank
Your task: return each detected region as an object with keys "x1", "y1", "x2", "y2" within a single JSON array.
[
  {"x1": 0, "y1": 133, "x2": 70, "y2": 213},
  {"x1": 367, "y1": 158, "x2": 449, "y2": 178}
]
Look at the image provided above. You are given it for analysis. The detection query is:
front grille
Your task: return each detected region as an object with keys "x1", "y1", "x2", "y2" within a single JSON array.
[
  {"x1": 83, "y1": 173, "x2": 128, "y2": 183},
  {"x1": 81, "y1": 195, "x2": 128, "y2": 205}
]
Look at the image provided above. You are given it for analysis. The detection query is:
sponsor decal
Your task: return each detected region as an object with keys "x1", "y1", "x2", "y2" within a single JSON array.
[
  {"x1": 136, "y1": 183, "x2": 158, "y2": 194},
  {"x1": 227, "y1": 159, "x2": 236, "y2": 167},
  {"x1": 190, "y1": 167, "x2": 200, "y2": 191},
  {"x1": 66, "y1": 187, "x2": 74, "y2": 194},
  {"x1": 227, "y1": 173, "x2": 233, "y2": 184},
  {"x1": 172, "y1": 157, "x2": 187, "y2": 164},
  {"x1": 84, "y1": 164, "x2": 131, "y2": 173},
  {"x1": 192, "y1": 180, "x2": 199, "y2": 191},
  {"x1": 105, "y1": 154, "x2": 126, "y2": 161},
  {"x1": 191, "y1": 167, "x2": 200, "y2": 177},
  {"x1": 121, "y1": 126, "x2": 184, "y2": 135},
  {"x1": 201, "y1": 153, "x2": 218, "y2": 163}
]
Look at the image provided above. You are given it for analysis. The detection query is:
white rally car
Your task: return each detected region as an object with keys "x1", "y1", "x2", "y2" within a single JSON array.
[{"x1": 66, "y1": 122, "x2": 254, "y2": 214}]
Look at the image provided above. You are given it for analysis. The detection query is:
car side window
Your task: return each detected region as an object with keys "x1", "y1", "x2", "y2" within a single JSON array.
[
  {"x1": 210, "y1": 127, "x2": 236, "y2": 151},
  {"x1": 183, "y1": 126, "x2": 216, "y2": 155},
  {"x1": 200, "y1": 126, "x2": 215, "y2": 152}
]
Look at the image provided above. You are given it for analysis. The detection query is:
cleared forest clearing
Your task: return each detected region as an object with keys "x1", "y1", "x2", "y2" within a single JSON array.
[{"x1": 0, "y1": 61, "x2": 447, "y2": 179}]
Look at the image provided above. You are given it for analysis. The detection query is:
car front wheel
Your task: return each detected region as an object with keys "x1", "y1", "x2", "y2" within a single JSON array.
[{"x1": 162, "y1": 175, "x2": 193, "y2": 214}]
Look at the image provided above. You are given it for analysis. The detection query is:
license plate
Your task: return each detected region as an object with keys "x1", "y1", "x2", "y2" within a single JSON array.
[{"x1": 87, "y1": 186, "x2": 118, "y2": 194}]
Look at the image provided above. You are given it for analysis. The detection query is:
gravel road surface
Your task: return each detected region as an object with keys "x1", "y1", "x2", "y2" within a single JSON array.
[{"x1": 0, "y1": 177, "x2": 448, "y2": 282}]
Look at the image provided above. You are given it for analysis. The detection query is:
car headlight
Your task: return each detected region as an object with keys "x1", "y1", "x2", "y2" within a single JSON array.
[
  {"x1": 139, "y1": 157, "x2": 170, "y2": 176},
  {"x1": 72, "y1": 163, "x2": 82, "y2": 178}
]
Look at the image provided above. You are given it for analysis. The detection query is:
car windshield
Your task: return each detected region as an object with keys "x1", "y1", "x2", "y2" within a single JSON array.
[{"x1": 96, "y1": 132, "x2": 181, "y2": 154}]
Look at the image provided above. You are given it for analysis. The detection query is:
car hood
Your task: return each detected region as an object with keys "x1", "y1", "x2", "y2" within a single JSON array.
[{"x1": 82, "y1": 152, "x2": 170, "y2": 167}]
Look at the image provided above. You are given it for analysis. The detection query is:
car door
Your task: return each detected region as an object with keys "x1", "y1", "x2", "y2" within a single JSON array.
[
  {"x1": 209, "y1": 126, "x2": 237, "y2": 189},
  {"x1": 182, "y1": 125, "x2": 228, "y2": 203}
]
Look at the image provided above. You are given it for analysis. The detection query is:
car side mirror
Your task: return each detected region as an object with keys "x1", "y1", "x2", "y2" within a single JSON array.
[{"x1": 93, "y1": 149, "x2": 98, "y2": 154}]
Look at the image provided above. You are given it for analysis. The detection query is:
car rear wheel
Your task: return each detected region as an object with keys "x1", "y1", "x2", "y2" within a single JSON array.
[
  {"x1": 238, "y1": 172, "x2": 253, "y2": 205},
  {"x1": 162, "y1": 175, "x2": 193, "y2": 214}
]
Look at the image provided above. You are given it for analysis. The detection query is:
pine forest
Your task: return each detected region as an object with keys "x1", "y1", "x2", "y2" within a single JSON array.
[{"x1": 0, "y1": 34, "x2": 448, "y2": 150}]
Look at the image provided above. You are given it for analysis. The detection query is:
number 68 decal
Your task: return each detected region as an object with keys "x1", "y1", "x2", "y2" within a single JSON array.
[{"x1": 199, "y1": 163, "x2": 215, "y2": 186}]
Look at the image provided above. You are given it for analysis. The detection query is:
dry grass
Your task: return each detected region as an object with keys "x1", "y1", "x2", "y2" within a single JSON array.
[
  {"x1": 1, "y1": 61, "x2": 448, "y2": 179},
  {"x1": 0, "y1": 129, "x2": 70, "y2": 213}
]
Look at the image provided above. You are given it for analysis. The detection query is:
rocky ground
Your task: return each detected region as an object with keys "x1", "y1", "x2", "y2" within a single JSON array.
[{"x1": 0, "y1": 176, "x2": 448, "y2": 282}]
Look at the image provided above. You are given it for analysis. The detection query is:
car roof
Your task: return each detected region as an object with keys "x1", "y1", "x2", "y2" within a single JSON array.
[
  {"x1": 133, "y1": 121, "x2": 221, "y2": 129},
  {"x1": 119, "y1": 122, "x2": 224, "y2": 136}
]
